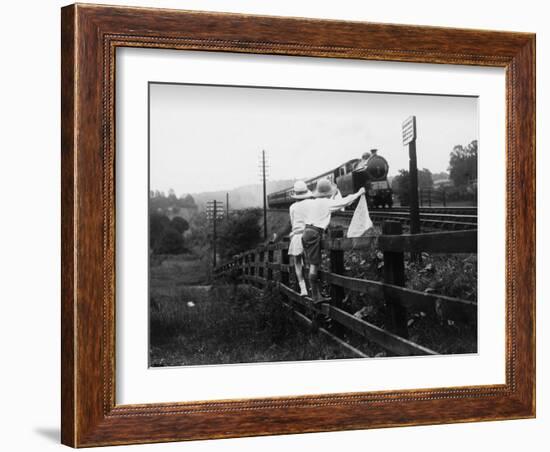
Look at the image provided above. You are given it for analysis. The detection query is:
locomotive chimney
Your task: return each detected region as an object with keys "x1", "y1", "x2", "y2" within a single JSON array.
[{"x1": 370, "y1": 149, "x2": 378, "y2": 155}]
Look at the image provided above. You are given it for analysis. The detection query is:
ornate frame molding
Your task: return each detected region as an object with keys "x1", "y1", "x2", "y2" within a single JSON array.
[{"x1": 61, "y1": 4, "x2": 535, "y2": 447}]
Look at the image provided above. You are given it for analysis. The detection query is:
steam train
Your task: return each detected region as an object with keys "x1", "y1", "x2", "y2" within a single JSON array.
[{"x1": 267, "y1": 149, "x2": 393, "y2": 209}]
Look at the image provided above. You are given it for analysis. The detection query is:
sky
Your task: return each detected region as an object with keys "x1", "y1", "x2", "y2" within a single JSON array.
[{"x1": 149, "y1": 83, "x2": 478, "y2": 195}]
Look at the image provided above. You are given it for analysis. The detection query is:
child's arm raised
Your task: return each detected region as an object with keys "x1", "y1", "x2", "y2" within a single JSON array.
[{"x1": 328, "y1": 187, "x2": 365, "y2": 211}]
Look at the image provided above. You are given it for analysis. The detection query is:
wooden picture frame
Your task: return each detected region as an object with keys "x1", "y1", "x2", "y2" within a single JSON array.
[{"x1": 61, "y1": 3, "x2": 535, "y2": 447}]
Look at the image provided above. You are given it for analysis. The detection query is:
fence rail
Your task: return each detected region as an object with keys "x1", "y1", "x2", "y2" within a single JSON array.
[
  {"x1": 215, "y1": 221, "x2": 477, "y2": 357},
  {"x1": 417, "y1": 187, "x2": 477, "y2": 207}
]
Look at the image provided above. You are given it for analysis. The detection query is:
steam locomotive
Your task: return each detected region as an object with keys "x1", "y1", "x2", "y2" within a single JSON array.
[{"x1": 267, "y1": 149, "x2": 393, "y2": 209}]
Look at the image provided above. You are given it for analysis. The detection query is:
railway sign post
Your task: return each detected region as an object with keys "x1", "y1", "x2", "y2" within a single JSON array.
[{"x1": 402, "y1": 115, "x2": 421, "y2": 236}]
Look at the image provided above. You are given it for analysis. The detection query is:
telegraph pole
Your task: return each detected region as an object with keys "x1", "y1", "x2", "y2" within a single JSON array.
[
  {"x1": 259, "y1": 150, "x2": 268, "y2": 240},
  {"x1": 212, "y1": 200, "x2": 217, "y2": 268},
  {"x1": 226, "y1": 192, "x2": 229, "y2": 218},
  {"x1": 206, "y1": 199, "x2": 224, "y2": 268}
]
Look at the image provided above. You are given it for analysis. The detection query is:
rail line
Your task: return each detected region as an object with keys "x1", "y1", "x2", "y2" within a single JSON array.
[
  {"x1": 268, "y1": 206, "x2": 477, "y2": 230},
  {"x1": 372, "y1": 206, "x2": 477, "y2": 215}
]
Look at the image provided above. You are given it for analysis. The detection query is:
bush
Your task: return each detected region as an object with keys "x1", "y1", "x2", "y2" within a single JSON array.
[
  {"x1": 392, "y1": 168, "x2": 433, "y2": 206},
  {"x1": 156, "y1": 226, "x2": 186, "y2": 254},
  {"x1": 218, "y1": 209, "x2": 262, "y2": 260},
  {"x1": 171, "y1": 216, "x2": 189, "y2": 234},
  {"x1": 449, "y1": 140, "x2": 477, "y2": 187},
  {"x1": 150, "y1": 213, "x2": 171, "y2": 249}
]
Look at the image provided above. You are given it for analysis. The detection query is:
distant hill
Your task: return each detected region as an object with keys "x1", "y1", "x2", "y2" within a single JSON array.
[{"x1": 191, "y1": 179, "x2": 296, "y2": 211}]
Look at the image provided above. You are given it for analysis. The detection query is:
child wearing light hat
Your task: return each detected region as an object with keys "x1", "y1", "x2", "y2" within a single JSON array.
[
  {"x1": 287, "y1": 180, "x2": 313, "y2": 296},
  {"x1": 301, "y1": 178, "x2": 365, "y2": 302}
]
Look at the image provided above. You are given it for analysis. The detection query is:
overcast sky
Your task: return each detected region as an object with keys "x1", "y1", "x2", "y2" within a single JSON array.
[{"x1": 150, "y1": 83, "x2": 477, "y2": 195}]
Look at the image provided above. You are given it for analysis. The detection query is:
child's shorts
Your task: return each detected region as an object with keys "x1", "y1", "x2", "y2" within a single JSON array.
[{"x1": 301, "y1": 225, "x2": 324, "y2": 265}]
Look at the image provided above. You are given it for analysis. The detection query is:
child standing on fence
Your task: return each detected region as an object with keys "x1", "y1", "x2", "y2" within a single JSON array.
[
  {"x1": 286, "y1": 181, "x2": 314, "y2": 296},
  {"x1": 301, "y1": 179, "x2": 365, "y2": 303}
]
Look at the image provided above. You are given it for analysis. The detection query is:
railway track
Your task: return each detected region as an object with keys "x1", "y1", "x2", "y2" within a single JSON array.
[
  {"x1": 268, "y1": 206, "x2": 477, "y2": 230},
  {"x1": 371, "y1": 206, "x2": 477, "y2": 216},
  {"x1": 368, "y1": 211, "x2": 476, "y2": 230}
]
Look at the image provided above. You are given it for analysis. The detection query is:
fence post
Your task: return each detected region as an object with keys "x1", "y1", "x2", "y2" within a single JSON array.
[
  {"x1": 276, "y1": 248, "x2": 282, "y2": 284},
  {"x1": 382, "y1": 221, "x2": 408, "y2": 338},
  {"x1": 281, "y1": 245, "x2": 290, "y2": 288},
  {"x1": 259, "y1": 249, "x2": 265, "y2": 281},
  {"x1": 252, "y1": 252, "x2": 257, "y2": 287},
  {"x1": 329, "y1": 229, "x2": 345, "y2": 308},
  {"x1": 249, "y1": 253, "x2": 253, "y2": 279},
  {"x1": 267, "y1": 248, "x2": 274, "y2": 283}
]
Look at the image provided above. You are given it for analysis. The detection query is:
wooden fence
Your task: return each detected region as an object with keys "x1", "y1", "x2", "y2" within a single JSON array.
[
  {"x1": 417, "y1": 187, "x2": 477, "y2": 207},
  {"x1": 214, "y1": 221, "x2": 477, "y2": 357}
]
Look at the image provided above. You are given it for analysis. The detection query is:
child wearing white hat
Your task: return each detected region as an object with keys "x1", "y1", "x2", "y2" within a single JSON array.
[
  {"x1": 301, "y1": 178, "x2": 365, "y2": 302},
  {"x1": 287, "y1": 181, "x2": 313, "y2": 296}
]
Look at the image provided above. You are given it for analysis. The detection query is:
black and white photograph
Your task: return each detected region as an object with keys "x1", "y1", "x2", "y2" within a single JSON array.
[
  {"x1": 2, "y1": 0, "x2": 542, "y2": 449},
  {"x1": 148, "y1": 82, "x2": 478, "y2": 367}
]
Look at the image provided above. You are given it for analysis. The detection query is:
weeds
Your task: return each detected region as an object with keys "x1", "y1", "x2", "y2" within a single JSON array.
[
  {"x1": 150, "y1": 283, "x2": 358, "y2": 366},
  {"x1": 311, "y1": 227, "x2": 478, "y2": 355}
]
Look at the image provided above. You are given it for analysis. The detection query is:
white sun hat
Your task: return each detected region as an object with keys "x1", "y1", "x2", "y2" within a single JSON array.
[
  {"x1": 313, "y1": 178, "x2": 337, "y2": 198},
  {"x1": 291, "y1": 180, "x2": 313, "y2": 199}
]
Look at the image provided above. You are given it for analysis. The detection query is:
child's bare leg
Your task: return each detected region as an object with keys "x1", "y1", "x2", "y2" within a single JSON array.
[
  {"x1": 309, "y1": 264, "x2": 321, "y2": 301},
  {"x1": 293, "y1": 256, "x2": 308, "y2": 296},
  {"x1": 294, "y1": 256, "x2": 304, "y2": 284}
]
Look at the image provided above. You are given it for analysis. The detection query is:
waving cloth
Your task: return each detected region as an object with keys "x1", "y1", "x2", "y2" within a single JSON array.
[{"x1": 347, "y1": 195, "x2": 373, "y2": 238}]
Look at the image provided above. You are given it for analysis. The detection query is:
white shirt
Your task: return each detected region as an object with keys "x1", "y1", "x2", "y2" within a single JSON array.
[
  {"x1": 296, "y1": 192, "x2": 363, "y2": 230},
  {"x1": 289, "y1": 199, "x2": 309, "y2": 237}
]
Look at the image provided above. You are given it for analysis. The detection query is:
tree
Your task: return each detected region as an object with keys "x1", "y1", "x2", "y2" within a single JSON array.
[
  {"x1": 149, "y1": 212, "x2": 188, "y2": 254},
  {"x1": 448, "y1": 140, "x2": 478, "y2": 187},
  {"x1": 156, "y1": 226, "x2": 186, "y2": 254},
  {"x1": 218, "y1": 209, "x2": 262, "y2": 260},
  {"x1": 149, "y1": 213, "x2": 171, "y2": 249},
  {"x1": 419, "y1": 168, "x2": 433, "y2": 189},
  {"x1": 150, "y1": 190, "x2": 198, "y2": 215},
  {"x1": 185, "y1": 212, "x2": 209, "y2": 250},
  {"x1": 391, "y1": 168, "x2": 433, "y2": 206},
  {"x1": 171, "y1": 216, "x2": 189, "y2": 234},
  {"x1": 179, "y1": 194, "x2": 197, "y2": 208},
  {"x1": 391, "y1": 170, "x2": 409, "y2": 205},
  {"x1": 168, "y1": 188, "x2": 177, "y2": 202}
]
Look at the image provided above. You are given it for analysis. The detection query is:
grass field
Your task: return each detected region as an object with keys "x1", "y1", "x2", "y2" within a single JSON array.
[
  {"x1": 151, "y1": 253, "x2": 212, "y2": 286},
  {"x1": 149, "y1": 259, "x2": 359, "y2": 366}
]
